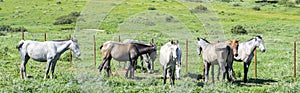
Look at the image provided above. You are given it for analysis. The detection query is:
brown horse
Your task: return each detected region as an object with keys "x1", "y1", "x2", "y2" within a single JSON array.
[{"x1": 98, "y1": 41, "x2": 156, "y2": 78}]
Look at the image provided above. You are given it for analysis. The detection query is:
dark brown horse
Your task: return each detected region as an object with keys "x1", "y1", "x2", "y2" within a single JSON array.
[{"x1": 98, "y1": 41, "x2": 156, "y2": 78}]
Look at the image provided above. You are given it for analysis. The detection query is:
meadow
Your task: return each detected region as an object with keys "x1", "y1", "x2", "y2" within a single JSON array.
[{"x1": 0, "y1": 0, "x2": 300, "y2": 92}]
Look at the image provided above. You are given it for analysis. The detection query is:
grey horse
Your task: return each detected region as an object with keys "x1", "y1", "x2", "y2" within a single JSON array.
[
  {"x1": 160, "y1": 40, "x2": 181, "y2": 86},
  {"x1": 197, "y1": 37, "x2": 234, "y2": 83},
  {"x1": 99, "y1": 41, "x2": 156, "y2": 78},
  {"x1": 233, "y1": 36, "x2": 266, "y2": 82},
  {"x1": 123, "y1": 39, "x2": 157, "y2": 74},
  {"x1": 16, "y1": 39, "x2": 81, "y2": 79}
]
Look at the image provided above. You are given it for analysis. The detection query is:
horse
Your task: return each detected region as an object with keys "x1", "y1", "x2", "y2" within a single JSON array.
[
  {"x1": 16, "y1": 39, "x2": 81, "y2": 79},
  {"x1": 160, "y1": 40, "x2": 181, "y2": 86},
  {"x1": 98, "y1": 41, "x2": 156, "y2": 78},
  {"x1": 233, "y1": 36, "x2": 266, "y2": 82},
  {"x1": 122, "y1": 39, "x2": 157, "y2": 74},
  {"x1": 197, "y1": 37, "x2": 235, "y2": 83}
]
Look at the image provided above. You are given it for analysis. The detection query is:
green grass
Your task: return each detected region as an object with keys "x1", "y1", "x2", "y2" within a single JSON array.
[{"x1": 1, "y1": 0, "x2": 300, "y2": 92}]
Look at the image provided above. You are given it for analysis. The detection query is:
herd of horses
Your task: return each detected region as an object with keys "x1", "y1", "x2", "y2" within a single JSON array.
[{"x1": 16, "y1": 36, "x2": 266, "y2": 86}]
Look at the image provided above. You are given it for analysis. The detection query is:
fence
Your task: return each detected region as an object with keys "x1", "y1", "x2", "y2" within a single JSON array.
[{"x1": 18, "y1": 32, "x2": 300, "y2": 79}]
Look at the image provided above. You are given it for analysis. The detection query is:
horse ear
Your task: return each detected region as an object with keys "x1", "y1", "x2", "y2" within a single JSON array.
[
  {"x1": 226, "y1": 40, "x2": 232, "y2": 44},
  {"x1": 171, "y1": 41, "x2": 174, "y2": 44},
  {"x1": 197, "y1": 37, "x2": 200, "y2": 41},
  {"x1": 176, "y1": 40, "x2": 179, "y2": 44}
]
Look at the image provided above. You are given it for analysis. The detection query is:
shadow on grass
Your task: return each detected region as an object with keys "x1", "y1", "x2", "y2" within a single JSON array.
[
  {"x1": 183, "y1": 73, "x2": 202, "y2": 80},
  {"x1": 233, "y1": 78, "x2": 277, "y2": 86}
]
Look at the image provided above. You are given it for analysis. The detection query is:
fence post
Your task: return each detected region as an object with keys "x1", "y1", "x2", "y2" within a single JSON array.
[
  {"x1": 118, "y1": 35, "x2": 120, "y2": 42},
  {"x1": 44, "y1": 33, "x2": 47, "y2": 41},
  {"x1": 186, "y1": 39, "x2": 188, "y2": 73},
  {"x1": 94, "y1": 35, "x2": 96, "y2": 66},
  {"x1": 294, "y1": 41, "x2": 297, "y2": 78},
  {"x1": 22, "y1": 31, "x2": 24, "y2": 40},
  {"x1": 254, "y1": 49, "x2": 257, "y2": 78},
  {"x1": 69, "y1": 34, "x2": 72, "y2": 67},
  {"x1": 151, "y1": 38, "x2": 155, "y2": 70}
]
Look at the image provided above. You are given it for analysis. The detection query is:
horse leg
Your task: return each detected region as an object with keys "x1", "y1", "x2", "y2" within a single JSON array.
[
  {"x1": 217, "y1": 65, "x2": 220, "y2": 81},
  {"x1": 220, "y1": 63, "x2": 226, "y2": 82},
  {"x1": 20, "y1": 54, "x2": 29, "y2": 79},
  {"x1": 50, "y1": 60, "x2": 57, "y2": 79},
  {"x1": 211, "y1": 64, "x2": 215, "y2": 83},
  {"x1": 243, "y1": 62, "x2": 251, "y2": 82},
  {"x1": 169, "y1": 65, "x2": 175, "y2": 86},
  {"x1": 175, "y1": 63, "x2": 181, "y2": 80},
  {"x1": 140, "y1": 56, "x2": 144, "y2": 73},
  {"x1": 163, "y1": 67, "x2": 167, "y2": 85},
  {"x1": 130, "y1": 60, "x2": 137, "y2": 79},
  {"x1": 105, "y1": 58, "x2": 112, "y2": 77},
  {"x1": 99, "y1": 58, "x2": 107, "y2": 73},
  {"x1": 204, "y1": 62, "x2": 210, "y2": 83},
  {"x1": 44, "y1": 60, "x2": 53, "y2": 80},
  {"x1": 125, "y1": 63, "x2": 131, "y2": 78},
  {"x1": 145, "y1": 60, "x2": 151, "y2": 74}
]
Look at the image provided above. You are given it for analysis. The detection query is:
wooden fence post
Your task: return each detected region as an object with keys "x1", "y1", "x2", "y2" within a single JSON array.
[
  {"x1": 44, "y1": 33, "x2": 46, "y2": 41},
  {"x1": 118, "y1": 35, "x2": 120, "y2": 42},
  {"x1": 186, "y1": 39, "x2": 188, "y2": 73},
  {"x1": 94, "y1": 35, "x2": 96, "y2": 66},
  {"x1": 294, "y1": 41, "x2": 297, "y2": 78},
  {"x1": 69, "y1": 34, "x2": 72, "y2": 67},
  {"x1": 22, "y1": 31, "x2": 24, "y2": 40},
  {"x1": 151, "y1": 38, "x2": 155, "y2": 70},
  {"x1": 254, "y1": 49, "x2": 257, "y2": 78}
]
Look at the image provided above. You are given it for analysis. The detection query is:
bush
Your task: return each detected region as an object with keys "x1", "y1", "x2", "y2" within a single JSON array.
[
  {"x1": 231, "y1": 25, "x2": 247, "y2": 34},
  {"x1": 0, "y1": 25, "x2": 28, "y2": 32},
  {"x1": 148, "y1": 7, "x2": 156, "y2": 10},
  {"x1": 252, "y1": 6, "x2": 261, "y2": 11},
  {"x1": 53, "y1": 12, "x2": 80, "y2": 25},
  {"x1": 190, "y1": 5, "x2": 207, "y2": 13},
  {"x1": 278, "y1": 0, "x2": 296, "y2": 7}
]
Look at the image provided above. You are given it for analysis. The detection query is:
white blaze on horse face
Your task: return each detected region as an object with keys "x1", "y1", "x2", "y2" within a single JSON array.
[
  {"x1": 256, "y1": 38, "x2": 266, "y2": 52},
  {"x1": 171, "y1": 45, "x2": 178, "y2": 60},
  {"x1": 70, "y1": 41, "x2": 81, "y2": 57}
]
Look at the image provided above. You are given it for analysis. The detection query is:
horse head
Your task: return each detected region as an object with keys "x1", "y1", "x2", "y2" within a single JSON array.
[
  {"x1": 197, "y1": 37, "x2": 210, "y2": 55},
  {"x1": 254, "y1": 36, "x2": 266, "y2": 52},
  {"x1": 170, "y1": 41, "x2": 179, "y2": 60},
  {"x1": 227, "y1": 39, "x2": 239, "y2": 57},
  {"x1": 70, "y1": 39, "x2": 81, "y2": 57}
]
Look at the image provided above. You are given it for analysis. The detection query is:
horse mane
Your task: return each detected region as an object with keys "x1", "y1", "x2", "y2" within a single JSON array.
[
  {"x1": 247, "y1": 36, "x2": 262, "y2": 42},
  {"x1": 50, "y1": 39, "x2": 71, "y2": 42},
  {"x1": 199, "y1": 37, "x2": 210, "y2": 43},
  {"x1": 130, "y1": 42, "x2": 153, "y2": 47}
]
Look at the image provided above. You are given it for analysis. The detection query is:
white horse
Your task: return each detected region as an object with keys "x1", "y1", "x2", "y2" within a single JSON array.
[
  {"x1": 233, "y1": 36, "x2": 266, "y2": 82},
  {"x1": 16, "y1": 39, "x2": 81, "y2": 79},
  {"x1": 160, "y1": 40, "x2": 181, "y2": 86},
  {"x1": 197, "y1": 37, "x2": 234, "y2": 83},
  {"x1": 122, "y1": 39, "x2": 157, "y2": 74}
]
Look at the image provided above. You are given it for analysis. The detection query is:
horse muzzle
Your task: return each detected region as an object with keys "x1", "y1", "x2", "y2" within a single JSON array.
[
  {"x1": 261, "y1": 49, "x2": 266, "y2": 52},
  {"x1": 234, "y1": 54, "x2": 238, "y2": 57}
]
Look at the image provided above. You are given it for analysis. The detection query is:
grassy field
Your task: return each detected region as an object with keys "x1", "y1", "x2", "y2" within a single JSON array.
[{"x1": 1, "y1": 0, "x2": 300, "y2": 92}]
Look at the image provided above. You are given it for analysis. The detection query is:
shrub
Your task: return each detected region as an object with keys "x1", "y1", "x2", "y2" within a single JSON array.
[
  {"x1": 233, "y1": 3, "x2": 240, "y2": 7},
  {"x1": 231, "y1": 25, "x2": 247, "y2": 34},
  {"x1": 252, "y1": 6, "x2": 261, "y2": 11},
  {"x1": 190, "y1": 5, "x2": 207, "y2": 13},
  {"x1": 53, "y1": 12, "x2": 80, "y2": 25},
  {"x1": 148, "y1": 7, "x2": 156, "y2": 10},
  {"x1": 0, "y1": 25, "x2": 27, "y2": 32}
]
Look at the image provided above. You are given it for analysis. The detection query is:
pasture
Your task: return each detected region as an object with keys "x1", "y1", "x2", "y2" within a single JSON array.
[{"x1": 1, "y1": 0, "x2": 300, "y2": 92}]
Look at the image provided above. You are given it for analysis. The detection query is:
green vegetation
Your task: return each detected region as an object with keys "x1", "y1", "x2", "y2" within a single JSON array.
[{"x1": 0, "y1": 0, "x2": 300, "y2": 92}]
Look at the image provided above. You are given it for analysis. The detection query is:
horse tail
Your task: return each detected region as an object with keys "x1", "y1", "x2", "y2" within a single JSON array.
[{"x1": 16, "y1": 40, "x2": 25, "y2": 49}]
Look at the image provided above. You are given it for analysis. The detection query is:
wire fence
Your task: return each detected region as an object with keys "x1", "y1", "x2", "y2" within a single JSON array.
[{"x1": 13, "y1": 31, "x2": 300, "y2": 78}]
